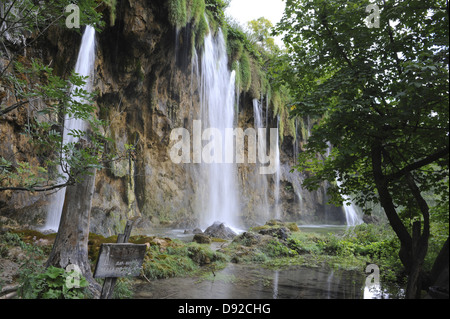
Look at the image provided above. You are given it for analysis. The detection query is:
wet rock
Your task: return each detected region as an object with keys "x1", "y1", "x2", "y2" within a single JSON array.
[
  {"x1": 363, "y1": 215, "x2": 379, "y2": 224},
  {"x1": 204, "y1": 222, "x2": 237, "y2": 240},
  {"x1": 193, "y1": 233, "x2": 211, "y2": 244},
  {"x1": 233, "y1": 232, "x2": 261, "y2": 247},
  {"x1": 258, "y1": 227, "x2": 291, "y2": 241},
  {"x1": 193, "y1": 228, "x2": 203, "y2": 234}
]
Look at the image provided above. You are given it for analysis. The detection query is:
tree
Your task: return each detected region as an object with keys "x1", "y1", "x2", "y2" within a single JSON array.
[
  {"x1": 247, "y1": 17, "x2": 277, "y2": 52},
  {"x1": 1, "y1": 1, "x2": 120, "y2": 298},
  {"x1": 275, "y1": 0, "x2": 449, "y2": 298},
  {"x1": 45, "y1": 166, "x2": 101, "y2": 297}
]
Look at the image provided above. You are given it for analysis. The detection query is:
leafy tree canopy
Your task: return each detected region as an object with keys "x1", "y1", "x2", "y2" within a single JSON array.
[{"x1": 275, "y1": 0, "x2": 449, "y2": 297}]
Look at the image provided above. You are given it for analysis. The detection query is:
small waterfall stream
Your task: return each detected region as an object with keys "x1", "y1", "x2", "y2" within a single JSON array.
[
  {"x1": 336, "y1": 178, "x2": 364, "y2": 227},
  {"x1": 326, "y1": 143, "x2": 363, "y2": 227},
  {"x1": 274, "y1": 116, "x2": 281, "y2": 220},
  {"x1": 252, "y1": 99, "x2": 282, "y2": 222},
  {"x1": 43, "y1": 26, "x2": 96, "y2": 231},
  {"x1": 252, "y1": 98, "x2": 270, "y2": 222}
]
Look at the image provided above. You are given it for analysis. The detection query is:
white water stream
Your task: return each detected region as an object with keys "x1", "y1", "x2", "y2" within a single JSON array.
[
  {"x1": 198, "y1": 27, "x2": 240, "y2": 230},
  {"x1": 43, "y1": 26, "x2": 96, "y2": 231}
]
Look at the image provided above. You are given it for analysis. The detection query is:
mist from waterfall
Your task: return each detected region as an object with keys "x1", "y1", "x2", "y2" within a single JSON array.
[
  {"x1": 198, "y1": 27, "x2": 240, "y2": 230},
  {"x1": 44, "y1": 26, "x2": 96, "y2": 231}
]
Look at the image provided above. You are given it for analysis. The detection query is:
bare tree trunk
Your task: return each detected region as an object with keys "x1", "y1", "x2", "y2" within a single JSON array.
[{"x1": 46, "y1": 168, "x2": 101, "y2": 298}]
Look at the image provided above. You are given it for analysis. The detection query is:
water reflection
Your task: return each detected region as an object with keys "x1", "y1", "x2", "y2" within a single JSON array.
[
  {"x1": 134, "y1": 264, "x2": 389, "y2": 299},
  {"x1": 137, "y1": 226, "x2": 404, "y2": 299}
]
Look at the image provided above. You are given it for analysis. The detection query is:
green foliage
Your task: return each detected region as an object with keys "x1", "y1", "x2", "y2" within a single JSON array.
[
  {"x1": 168, "y1": 0, "x2": 228, "y2": 30},
  {"x1": 1, "y1": 57, "x2": 115, "y2": 192},
  {"x1": 0, "y1": 0, "x2": 114, "y2": 193},
  {"x1": 111, "y1": 278, "x2": 135, "y2": 299},
  {"x1": 0, "y1": 232, "x2": 89, "y2": 299},
  {"x1": 168, "y1": 0, "x2": 188, "y2": 28},
  {"x1": 189, "y1": 0, "x2": 206, "y2": 26},
  {"x1": 238, "y1": 51, "x2": 252, "y2": 92},
  {"x1": 286, "y1": 236, "x2": 321, "y2": 255},
  {"x1": 0, "y1": 0, "x2": 104, "y2": 41},
  {"x1": 277, "y1": 1, "x2": 449, "y2": 285},
  {"x1": 18, "y1": 266, "x2": 89, "y2": 299},
  {"x1": 194, "y1": 13, "x2": 209, "y2": 50},
  {"x1": 278, "y1": 0, "x2": 449, "y2": 213},
  {"x1": 102, "y1": 0, "x2": 117, "y2": 26},
  {"x1": 247, "y1": 17, "x2": 277, "y2": 53},
  {"x1": 204, "y1": 0, "x2": 229, "y2": 27},
  {"x1": 263, "y1": 239, "x2": 297, "y2": 258},
  {"x1": 142, "y1": 240, "x2": 227, "y2": 280}
]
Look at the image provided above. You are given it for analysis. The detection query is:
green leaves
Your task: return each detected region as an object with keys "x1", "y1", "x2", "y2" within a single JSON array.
[
  {"x1": 278, "y1": 0, "x2": 449, "y2": 222},
  {"x1": 1, "y1": 56, "x2": 109, "y2": 192},
  {"x1": 21, "y1": 266, "x2": 89, "y2": 299}
]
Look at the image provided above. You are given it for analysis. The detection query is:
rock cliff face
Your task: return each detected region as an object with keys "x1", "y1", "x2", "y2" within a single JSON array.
[{"x1": 0, "y1": 0, "x2": 345, "y2": 236}]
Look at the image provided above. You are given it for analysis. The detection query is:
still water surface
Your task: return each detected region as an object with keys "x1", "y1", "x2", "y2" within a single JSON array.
[{"x1": 135, "y1": 225, "x2": 403, "y2": 299}]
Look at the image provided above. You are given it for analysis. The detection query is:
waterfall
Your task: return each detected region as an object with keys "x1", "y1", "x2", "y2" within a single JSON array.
[
  {"x1": 336, "y1": 178, "x2": 363, "y2": 227},
  {"x1": 43, "y1": 26, "x2": 96, "y2": 231},
  {"x1": 274, "y1": 116, "x2": 281, "y2": 220},
  {"x1": 326, "y1": 143, "x2": 363, "y2": 226},
  {"x1": 252, "y1": 99, "x2": 270, "y2": 222},
  {"x1": 199, "y1": 28, "x2": 240, "y2": 230}
]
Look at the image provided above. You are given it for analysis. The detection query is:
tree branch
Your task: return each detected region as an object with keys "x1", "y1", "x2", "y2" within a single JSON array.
[
  {"x1": 0, "y1": 99, "x2": 34, "y2": 116},
  {"x1": 0, "y1": 182, "x2": 72, "y2": 193},
  {"x1": 385, "y1": 146, "x2": 449, "y2": 182}
]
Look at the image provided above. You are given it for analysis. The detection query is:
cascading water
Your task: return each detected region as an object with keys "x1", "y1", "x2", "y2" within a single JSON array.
[
  {"x1": 326, "y1": 143, "x2": 363, "y2": 227},
  {"x1": 252, "y1": 98, "x2": 270, "y2": 221},
  {"x1": 199, "y1": 27, "x2": 240, "y2": 230},
  {"x1": 336, "y1": 178, "x2": 363, "y2": 227},
  {"x1": 252, "y1": 99, "x2": 282, "y2": 221},
  {"x1": 274, "y1": 116, "x2": 281, "y2": 220},
  {"x1": 43, "y1": 26, "x2": 96, "y2": 231}
]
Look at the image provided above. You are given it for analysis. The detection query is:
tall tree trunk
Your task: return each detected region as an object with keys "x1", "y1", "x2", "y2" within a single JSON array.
[
  {"x1": 404, "y1": 173, "x2": 430, "y2": 299},
  {"x1": 372, "y1": 143, "x2": 432, "y2": 298},
  {"x1": 46, "y1": 168, "x2": 101, "y2": 298},
  {"x1": 371, "y1": 143, "x2": 412, "y2": 267}
]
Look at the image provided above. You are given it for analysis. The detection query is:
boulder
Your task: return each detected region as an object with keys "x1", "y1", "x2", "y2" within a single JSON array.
[
  {"x1": 193, "y1": 228, "x2": 203, "y2": 234},
  {"x1": 233, "y1": 232, "x2": 262, "y2": 247},
  {"x1": 204, "y1": 222, "x2": 237, "y2": 240},
  {"x1": 193, "y1": 233, "x2": 211, "y2": 244},
  {"x1": 258, "y1": 227, "x2": 291, "y2": 241}
]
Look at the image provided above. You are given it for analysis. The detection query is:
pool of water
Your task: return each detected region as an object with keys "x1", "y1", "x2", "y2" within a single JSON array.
[
  {"x1": 137, "y1": 224, "x2": 404, "y2": 299},
  {"x1": 134, "y1": 263, "x2": 400, "y2": 299},
  {"x1": 298, "y1": 224, "x2": 349, "y2": 235}
]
